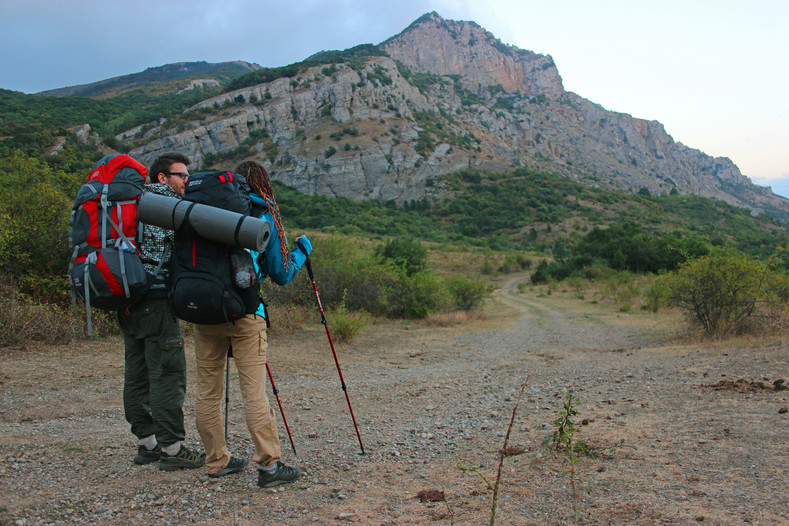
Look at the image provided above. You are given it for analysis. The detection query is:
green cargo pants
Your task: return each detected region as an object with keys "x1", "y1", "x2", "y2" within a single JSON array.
[{"x1": 118, "y1": 298, "x2": 186, "y2": 447}]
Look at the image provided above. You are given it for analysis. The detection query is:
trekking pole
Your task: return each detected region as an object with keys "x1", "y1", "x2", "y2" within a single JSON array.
[
  {"x1": 265, "y1": 362, "x2": 297, "y2": 456},
  {"x1": 302, "y1": 254, "x2": 365, "y2": 455},
  {"x1": 225, "y1": 347, "x2": 232, "y2": 442}
]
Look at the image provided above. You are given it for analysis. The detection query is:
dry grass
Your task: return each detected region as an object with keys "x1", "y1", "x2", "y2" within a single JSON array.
[
  {"x1": 266, "y1": 304, "x2": 311, "y2": 334},
  {"x1": 0, "y1": 291, "x2": 81, "y2": 348},
  {"x1": 420, "y1": 310, "x2": 488, "y2": 327}
]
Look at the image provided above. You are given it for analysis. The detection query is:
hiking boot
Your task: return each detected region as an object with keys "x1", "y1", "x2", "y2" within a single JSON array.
[
  {"x1": 158, "y1": 445, "x2": 206, "y2": 471},
  {"x1": 208, "y1": 456, "x2": 249, "y2": 479},
  {"x1": 257, "y1": 461, "x2": 301, "y2": 488},
  {"x1": 133, "y1": 444, "x2": 161, "y2": 465}
]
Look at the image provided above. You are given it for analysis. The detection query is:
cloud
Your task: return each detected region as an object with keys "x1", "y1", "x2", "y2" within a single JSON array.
[{"x1": 0, "y1": 0, "x2": 440, "y2": 92}]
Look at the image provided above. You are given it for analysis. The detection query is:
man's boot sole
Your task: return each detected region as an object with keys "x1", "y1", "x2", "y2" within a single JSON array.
[
  {"x1": 133, "y1": 456, "x2": 159, "y2": 465},
  {"x1": 260, "y1": 479, "x2": 297, "y2": 488},
  {"x1": 159, "y1": 461, "x2": 204, "y2": 471}
]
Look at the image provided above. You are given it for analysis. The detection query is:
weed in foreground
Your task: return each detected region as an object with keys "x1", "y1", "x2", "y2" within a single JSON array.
[
  {"x1": 328, "y1": 300, "x2": 369, "y2": 343},
  {"x1": 455, "y1": 376, "x2": 530, "y2": 526},
  {"x1": 489, "y1": 376, "x2": 530, "y2": 525},
  {"x1": 457, "y1": 463, "x2": 494, "y2": 491},
  {"x1": 546, "y1": 390, "x2": 582, "y2": 523}
]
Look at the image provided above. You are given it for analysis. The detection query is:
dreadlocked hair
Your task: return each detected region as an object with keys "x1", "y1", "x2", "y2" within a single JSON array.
[{"x1": 235, "y1": 161, "x2": 291, "y2": 270}]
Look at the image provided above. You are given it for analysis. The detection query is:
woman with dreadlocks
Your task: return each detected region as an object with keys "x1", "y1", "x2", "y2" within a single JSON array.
[{"x1": 192, "y1": 160, "x2": 312, "y2": 486}]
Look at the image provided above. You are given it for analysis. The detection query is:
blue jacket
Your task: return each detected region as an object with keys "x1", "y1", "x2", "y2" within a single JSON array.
[{"x1": 249, "y1": 193, "x2": 312, "y2": 318}]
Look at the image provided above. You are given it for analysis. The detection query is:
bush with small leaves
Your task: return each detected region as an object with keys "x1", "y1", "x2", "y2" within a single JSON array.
[
  {"x1": 375, "y1": 236, "x2": 428, "y2": 277},
  {"x1": 661, "y1": 251, "x2": 765, "y2": 335},
  {"x1": 445, "y1": 276, "x2": 492, "y2": 311}
]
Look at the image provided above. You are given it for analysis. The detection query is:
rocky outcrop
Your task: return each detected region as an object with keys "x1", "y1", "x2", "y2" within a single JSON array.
[
  {"x1": 178, "y1": 79, "x2": 221, "y2": 93},
  {"x1": 381, "y1": 12, "x2": 563, "y2": 98},
  {"x1": 121, "y1": 13, "x2": 787, "y2": 217}
]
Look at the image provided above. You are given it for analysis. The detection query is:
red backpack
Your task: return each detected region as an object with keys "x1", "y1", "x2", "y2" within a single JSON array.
[{"x1": 68, "y1": 154, "x2": 149, "y2": 334}]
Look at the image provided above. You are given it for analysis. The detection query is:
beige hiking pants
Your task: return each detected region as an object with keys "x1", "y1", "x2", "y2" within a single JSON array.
[{"x1": 193, "y1": 316, "x2": 281, "y2": 475}]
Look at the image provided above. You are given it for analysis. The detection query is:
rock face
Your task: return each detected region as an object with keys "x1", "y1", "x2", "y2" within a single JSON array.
[
  {"x1": 122, "y1": 12, "x2": 787, "y2": 216},
  {"x1": 381, "y1": 13, "x2": 563, "y2": 98}
]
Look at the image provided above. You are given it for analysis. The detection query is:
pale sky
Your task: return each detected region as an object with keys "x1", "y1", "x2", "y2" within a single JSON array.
[{"x1": 2, "y1": 0, "x2": 787, "y2": 197}]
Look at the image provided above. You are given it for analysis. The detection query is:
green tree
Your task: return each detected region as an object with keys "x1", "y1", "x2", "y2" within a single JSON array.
[
  {"x1": 530, "y1": 259, "x2": 550, "y2": 284},
  {"x1": 0, "y1": 150, "x2": 81, "y2": 278},
  {"x1": 375, "y1": 236, "x2": 428, "y2": 277},
  {"x1": 552, "y1": 238, "x2": 570, "y2": 263}
]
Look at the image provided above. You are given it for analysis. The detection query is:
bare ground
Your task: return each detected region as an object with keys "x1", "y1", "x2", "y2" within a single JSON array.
[{"x1": 1, "y1": 273, "x2": 788, "y2": 525}]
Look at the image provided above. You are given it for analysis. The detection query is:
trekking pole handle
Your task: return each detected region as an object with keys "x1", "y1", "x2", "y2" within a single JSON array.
[{"x1": 303, "y1": 253, "x2": 315, "y2": 280}]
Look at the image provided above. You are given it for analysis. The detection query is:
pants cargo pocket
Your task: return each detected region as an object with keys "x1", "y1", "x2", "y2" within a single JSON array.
[
  {"x1": 259, "y1": 330, "x2": 268, "y2": 357},
  {"x1": 161, "y1": 337, "x2": 186, "y2": 374}
]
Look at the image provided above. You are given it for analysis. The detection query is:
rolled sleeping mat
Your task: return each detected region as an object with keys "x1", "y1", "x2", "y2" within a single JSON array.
[{"x1": 137, "y1": 192, "x2": 270, "y2": 251}]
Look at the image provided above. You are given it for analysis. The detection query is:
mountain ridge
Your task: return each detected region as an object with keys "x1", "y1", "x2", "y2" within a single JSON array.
[
  {"x1": 33, "y1": 12, "x2": 789, "y2": 220},
  {"x1": 36, "y1": 61, "x2": 260, "y2": 98}
]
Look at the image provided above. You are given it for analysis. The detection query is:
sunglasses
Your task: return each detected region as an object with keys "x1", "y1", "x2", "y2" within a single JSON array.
[{"x1": 164, "y1": 171, "x2": 189, "y2": 179}]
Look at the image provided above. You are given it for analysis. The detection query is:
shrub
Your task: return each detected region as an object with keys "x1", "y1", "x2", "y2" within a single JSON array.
[
  {"x1": 480, "y1": 257, "x2": 495, "y2": 275},
  {"x1": 615, "y1": 281, "x2": 640, "y2": 312},
  {"x1": 0, "y1": 151, "x2": 81, "y2": 279},
  {"x1": 446, "y1": 276, "x2": 492, "y2": 311},
  {"x1": 314, "y1": 262, "x2": 395, "y2": 316},
  {"x1": 574, "y1": 222, "x2": 709, "y2": 274},
  {"x1": 265, "y1": 304, "x2": 309, "y2": 334},
  {"x1": 758, "y1": 268, "x2": 789, "y2": 331},
  {"x1": 531, "y1": 259, "x2": 550, "y2": 284},
  {"x1": 644, "y1": 279, "x2": 671, "y2": 313},
  {"x1": 661, "y1": 251, "x2": 765, "y2": 335},
  {"x1": 302, "y1": 236, "x2": 392, "y2": 314},
  {"x1": 375, "y1": 236, "x2": 428, "y2": 277},
  {"x1": 386, "y1": 271, "x2": 446, "y2": 319},
  {"x1": 264, "y1": 235, "x2": 491, "y2": 322},
  {"x1": 328, "y1": 301, "x2": 369, "y2": 343},
  {"x1": 498, "y1": 252, "x2": 532, "y2": 273}
]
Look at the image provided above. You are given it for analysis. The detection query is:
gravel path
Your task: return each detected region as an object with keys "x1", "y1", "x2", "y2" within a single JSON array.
[{"x1": 1, "y1": 273, "x2": 787, "y2": 525}]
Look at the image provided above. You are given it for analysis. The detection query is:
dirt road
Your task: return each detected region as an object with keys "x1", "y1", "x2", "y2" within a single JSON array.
[{"x1": 1, "y1": 273, "x2": 787, "y2": 524}]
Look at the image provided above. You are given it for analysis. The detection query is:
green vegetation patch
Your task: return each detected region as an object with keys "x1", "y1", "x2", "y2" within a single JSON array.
[{"x1": 227, "y1": 44, "x2": 387, "y2": 91}]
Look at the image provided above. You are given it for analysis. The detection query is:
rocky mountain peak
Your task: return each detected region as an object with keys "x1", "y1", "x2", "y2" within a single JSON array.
[{"x1": 381, "y1": 12, "x2": 563, "y2": 98}]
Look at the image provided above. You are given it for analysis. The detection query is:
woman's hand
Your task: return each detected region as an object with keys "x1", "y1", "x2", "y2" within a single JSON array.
[{"x1": 295, "y1": 235, "x2": 312, "y2": 256}]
